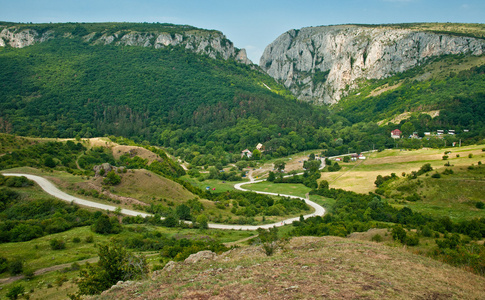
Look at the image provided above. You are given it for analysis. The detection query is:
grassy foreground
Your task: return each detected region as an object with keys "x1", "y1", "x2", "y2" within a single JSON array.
[{"x1": 91, "y1": 236, "x2": 485, "y2": 300}]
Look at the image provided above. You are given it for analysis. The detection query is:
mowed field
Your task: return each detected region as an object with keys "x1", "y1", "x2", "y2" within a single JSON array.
[{"x1": 321, "y1": 145, "x2": 485, "y2": 194}]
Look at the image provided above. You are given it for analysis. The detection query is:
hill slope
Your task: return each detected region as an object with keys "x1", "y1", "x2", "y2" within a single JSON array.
[
  {"x1": 90, "y1": 236, "x2": 485, "y2": 299},
  {"x1": 0, "y1": 22, "x2": 329, "y2": 152}
]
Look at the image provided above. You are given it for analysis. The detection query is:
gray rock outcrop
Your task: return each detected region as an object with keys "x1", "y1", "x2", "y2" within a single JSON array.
[
  {"x1": 260, "y1": 25, "x2": 485, "y2": 104},
  {"x1": 184, "y1": 250, "x2": 216, "y2": 264},
  {"x1": 0, "y1": 25, "x2": 253, "y2": 64},
  {"x1": 93, "y1": 163, "x2": 125, "y2": 177}
]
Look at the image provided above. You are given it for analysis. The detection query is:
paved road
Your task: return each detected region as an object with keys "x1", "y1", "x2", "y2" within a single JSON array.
[{"x1": 2, "y1": 172, "x2": 325, "y2": 231}]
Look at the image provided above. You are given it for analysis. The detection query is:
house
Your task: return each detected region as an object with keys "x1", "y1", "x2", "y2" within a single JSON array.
[
  {"x1": 256, "y1": 143, "x2": 264, "y2": 151},
  {"x1": 241, "y1": 149, "x2": 252, "y2": 158},
  {"x1": 335, "y1": 157, "x2": 342, "y2": 162},
  {"x1": 391, "y1": 129, "x2": 402, "y2": 139},
  {"x1": 437, "y1": 130, "x2": 444, "y2": 135},
  {"x1": 424, "y1": 132, "x2": 431, "y2": 136},
  {"x1": 448, "y1": 130, "x2": 455, "y2": 135},
  {"x1": 411, "y1": 132, "x2": 419, "y2": 139},
  {"x1": 358, "y1": 154, "x2": 366, "y2": 160}
]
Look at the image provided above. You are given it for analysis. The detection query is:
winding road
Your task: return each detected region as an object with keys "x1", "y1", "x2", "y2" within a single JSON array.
[{"x1": 1, "y1": 172, "x2": 325, "y2": 231}]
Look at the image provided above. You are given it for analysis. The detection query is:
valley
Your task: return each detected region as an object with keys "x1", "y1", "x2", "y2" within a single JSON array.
[{"x1": 0, "y1": 21, "x2": 484, "y2": 299}]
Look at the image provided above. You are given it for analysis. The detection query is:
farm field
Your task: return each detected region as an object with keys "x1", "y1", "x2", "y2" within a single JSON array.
[{"x1": 321, "y1": 145, "x2": 485, "y2": 194}]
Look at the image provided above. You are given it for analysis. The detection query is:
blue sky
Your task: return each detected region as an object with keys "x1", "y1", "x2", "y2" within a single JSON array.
[{"x1": 1, "y1": 0, "x2": 484, "y2": 63}]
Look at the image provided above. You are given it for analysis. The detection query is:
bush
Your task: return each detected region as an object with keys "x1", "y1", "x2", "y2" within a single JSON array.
[
  {"x1": 442, "y1": 155, "x2": 448, "y2": 160},
  {"x1": 476, "y1": 201, "x2": 484, "y2": 209},
  {"x1": 431, "y1": 172, "x2": 441, "y2": 178},
  {"x1": 371, "y1": 234, "x2": 383, "y2": 242},
  {"x1": 468, "y1": 153, "x2": 473, "y2": 158},
  {"x1": 405, "y1": 233, "x2": 420, "y2": 246},
  {"x1": 6, "y1": 284, "x2": 25, "y2": 300},
  {"x1": 85, "y1": 236, "x2": 94, "y2": 243},
  {"x1": 50, "y1": 239, "x2": 66, "y2": 250},
  {"x1": 72, "y1": 237, "x2": 81, "y2": 243},
  {"x1": 103, "y1": 171, "x2": 121, "y2": 185},
  {"x1": 9, "y1": 260, "x2": 23, "y2": 275},
  {"x1": 0, "y1": 257, "x2": 8, "y2": 273},
  {"x1": 76, "y1": 243, "x2": 148, "y2": 295}
]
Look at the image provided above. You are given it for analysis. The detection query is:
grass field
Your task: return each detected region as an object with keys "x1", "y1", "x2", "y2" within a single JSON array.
[
  {"x1": 0, "y1": 224, "x2": 256, "y2": 299},
  {"x1": 321, "y1": 145, "x2": 485, "y2": 194},
  {"x1": 317, "y1": 145, "x2": 485, "y2": 221}
]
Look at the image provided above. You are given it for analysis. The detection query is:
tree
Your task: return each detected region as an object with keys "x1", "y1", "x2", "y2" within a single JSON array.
[
  {"x1": 44, "y1": 156, "x2": 56, "y2": 168},
  {"x1": 196, "y1": 214, "x2": 209, "y2": 229},
  {"x1": 267, "y1": 171, "x2": 276, "y2": 182},
  {"x1": 176, "y1": 204, "x2": 191, "y2": 220},
  {"x1": 92, "y1": 214, "x2": 113, "y2": 234},
  {"x1": 274, "y1": 160, "x2": 286, "y2": 172},
  {"x1": 252, "y1": 149, "x2": 262, "y2": 160},
  {"x1": 401, "y1": 121, "x2": 415, "y2": 137},
  {"x1": 76, "y1": 243, "x2": 148, "y2": 295},
  {"x1": 318, "y1": 180, "x2": 329, "y2": 191}
]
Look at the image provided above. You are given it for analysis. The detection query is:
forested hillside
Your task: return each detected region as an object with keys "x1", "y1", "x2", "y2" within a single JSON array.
[{"x1": 0, "y1": 24, "x2": 330, "y2": 155}]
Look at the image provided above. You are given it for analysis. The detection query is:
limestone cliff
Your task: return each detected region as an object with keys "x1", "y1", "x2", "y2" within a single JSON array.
[
  {"x1": 260, "y1": 25, "x2": 485, "y2": 104},
  {"x1": 0, "y1": 24, "x2": 252, "y2": 64}
]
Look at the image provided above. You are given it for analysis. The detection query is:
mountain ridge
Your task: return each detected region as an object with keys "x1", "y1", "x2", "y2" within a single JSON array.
[
  {"x1": 260, "y1": 23, "x2": 485, "y2": 104},
  {"x1": 0, "y1": 22, "x2": 252, "y2": 64}
]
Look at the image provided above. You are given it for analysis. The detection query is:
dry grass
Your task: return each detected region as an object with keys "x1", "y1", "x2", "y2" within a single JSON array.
[
  {"x1": 91, "y1": 236, "x2": 485, "y2": 300},
  {"x1": 80, "y1": 169, "x2": 195, "y2": 205},
  {"x1": 321, "y1": 146, "x2": 485, "y2": 194}
]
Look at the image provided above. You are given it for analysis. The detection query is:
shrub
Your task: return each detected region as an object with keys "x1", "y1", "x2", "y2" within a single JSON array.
[
  {"x1": 431, "y1": 172, "x2": 441, "y2": 178},
  {"x1": 391, "y1": 225, "x2": 407, "y2": 243},
  {"x1": 371, "y1": 234, "x2": 383, "y2": 242},
  {"x1": 405, "y1": 233, "x2": 420, "y2": 246},
  {"x1": 76, "y1": 243, "x2": 148, "y2": 295},
  {"x1": 9, "y1": 260, "x2": 23, "y2": 275},
  {"x1": 103, "y1": 171, "x2": 121, "y2": 185},
  {"x1": 85, "y1": 236, "x2": 94, "y2": 243},
  {"x1": 0, "y1": 257, "x2": 8, "y2": 273},
  {"x1": 50, "y1": 239, "x2": 66, "y2": 250},
  {"x1": 442, "y1": 169, "x2": 454, "y2": 175},
  {"x1": 72, "y1": 237, "x2": 81, "y2": 243},
  {"x1": 442, "y1": 155, "x2": 448, "y2": 160},
  {"x1": 468, "y1": 153, "x2": 473, "y2": 158},
  {"x1": 476, "y1": 201, "x2": 484, "y2": 209},
  {"x1": 6, "y1": 284, "x2": 25, "y2": 300}
]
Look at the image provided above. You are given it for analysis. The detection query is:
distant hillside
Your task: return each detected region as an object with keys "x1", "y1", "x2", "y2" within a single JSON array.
[
  {"x1": 90, "y1": 236, "x2": 485, "y2": 299},
  {"x1": 335, "y1": 55, "x2": 485, "y2": 131},
  {"x1": 260, "y1": 23, "x2": 485, "y2": 104}
]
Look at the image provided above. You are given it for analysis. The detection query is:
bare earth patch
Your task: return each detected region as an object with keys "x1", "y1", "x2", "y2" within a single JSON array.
[{"x1": 90, "y1": 236, "x2": 485, "y2": 300}]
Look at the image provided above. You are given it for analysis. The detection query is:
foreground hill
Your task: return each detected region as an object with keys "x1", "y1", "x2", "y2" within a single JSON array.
[
  {"x1": 90, "y1": 236, "x2": 485, "y2": 300},
  {"x1": 260, "y1": 23, "x2": 485, "y2": 104}
]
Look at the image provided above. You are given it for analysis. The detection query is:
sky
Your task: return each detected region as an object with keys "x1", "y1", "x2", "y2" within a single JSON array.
[{"x1": 1, "y1": 0, "x2": 484, "y2": 63}]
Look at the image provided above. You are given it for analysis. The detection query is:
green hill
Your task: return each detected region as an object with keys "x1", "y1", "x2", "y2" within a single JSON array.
[{"x1": 0, "y1": 22, "x2": 330, "y2": 155}]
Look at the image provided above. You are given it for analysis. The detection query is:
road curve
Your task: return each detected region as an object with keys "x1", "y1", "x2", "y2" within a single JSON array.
[{"x1": 2, "y1": 173, "x2": 325, "y2": 231}]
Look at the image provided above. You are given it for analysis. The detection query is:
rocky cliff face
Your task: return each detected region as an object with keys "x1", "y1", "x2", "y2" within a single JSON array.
[
  {"x1": 260, "y1": 25, "x2": 485, "y2": 104},
  {"x1": 0, "y1": 25, "x2": 252, "y2": 64}
]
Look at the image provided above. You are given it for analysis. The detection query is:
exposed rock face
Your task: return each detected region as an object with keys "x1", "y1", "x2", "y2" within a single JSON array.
[
  {"x1": 93, "y1": 163, "x2": 125, "y2": 177},
  {"x1": 260, "y1": 25, "x2": 485, "y2": 104},
  {"x1": 0, "y1": 26, "x2": 253, "y2": 64},
  {"x1": 184, "y1": 250, "x2": 217, "y2": 264}
]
